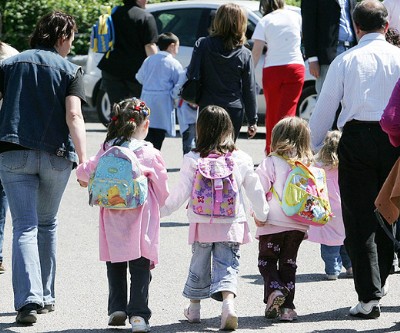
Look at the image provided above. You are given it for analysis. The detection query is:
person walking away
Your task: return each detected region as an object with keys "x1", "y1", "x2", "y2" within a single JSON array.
[
  {"x1": 136, "y1": 32, "x2": 184, "y2": 150},
  {"x1": 98, "y1": 0, "x2": 158, "y2": 119},
  {"x1": 0, "y1": 11, "x2": 87, "y2": 324},
  {"x1": 76, "y1": 98, "x2": 168, "y2": 332},
  {"x1": 0, "y1": 40, "x2": 18, "y2": 274},
  {"x1": 185, "y1": 3, "x2": 258, "y2": 141},
  {"x1": 307, "y1": 130, "x2": 352, "y2": 280},
  {"x1": 309, "y1": 0, "x2": 400, "y2": 319},
  {"x1": 176, "y1": 99, "x2": 197, "y2": 155},
  {"x1": 251, "y1": 0, "x2": 305, "y2": 154},
  {"x1": 255, "y1": 117, "x2": 313, "y2": 321},
  {"x1": 161, "y1": 105, "x2": 269, "y2": 331}
]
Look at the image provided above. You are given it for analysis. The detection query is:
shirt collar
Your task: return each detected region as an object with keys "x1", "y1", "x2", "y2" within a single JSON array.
[{"x1": 358, "y1": 32, "x2": 386, "y2": 44}]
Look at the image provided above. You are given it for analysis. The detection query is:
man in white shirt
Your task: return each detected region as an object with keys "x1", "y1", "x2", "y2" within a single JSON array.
[{"x1": 309, "y1": 0, "x2": 400, "y2": 319}]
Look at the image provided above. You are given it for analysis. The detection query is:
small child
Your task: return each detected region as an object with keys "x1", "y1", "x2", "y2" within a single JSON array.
[
  {"x1": 176, "y1": 98, "x2": 197, "y2": 154},
  {"x1": 136, "y1": 32, "x2": 185, "y2": 150},
  {"x1": 307, "y1": 130, "x2": 352, "y2": 280},
  {"x1": 161, "y1": 105, "x2": 269, "y2": 331},
  {"x1": 255, "y1": 117, "x2": 313, "y2": 321},
  {"x1": 76, "y1": 98, "x2": 169, "y2": 333}
]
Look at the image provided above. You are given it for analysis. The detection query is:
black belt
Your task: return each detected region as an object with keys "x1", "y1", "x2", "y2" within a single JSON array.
[
  {"x1": 346, "y1": 119, "x2": 380, "y2": 126},
  {"x1": 337, "y1": 40, "x2": 355, "y2": 48}
]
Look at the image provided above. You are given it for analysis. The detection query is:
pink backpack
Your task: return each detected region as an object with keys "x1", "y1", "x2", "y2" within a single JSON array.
[{"x1": 191, "y1": 153, "x2": 239, "y2": 218}]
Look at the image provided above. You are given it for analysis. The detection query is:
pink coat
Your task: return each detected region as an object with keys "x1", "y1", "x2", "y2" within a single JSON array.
[
  {"x1": 76, "y1": 140, "x2": 169, "y2": 266},
  {"x1": 307, "y1": 165, "x2": 345, "y2": 246},
  {"x1": 381, "y1": 79, "x2": 400, "y2": 147}
]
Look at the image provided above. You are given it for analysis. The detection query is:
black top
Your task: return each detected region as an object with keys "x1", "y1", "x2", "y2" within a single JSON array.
[{"x1": 98, "y1": 3, "x2": 158, "y2": 82}]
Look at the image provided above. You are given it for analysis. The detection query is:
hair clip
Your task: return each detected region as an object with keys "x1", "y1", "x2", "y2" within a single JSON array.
[
  {"x1": 111, "y1": 116, "x2": 118, "y2": 122},
  {"x1": 129, "y1": 118, "x2": 136, "y2": 123}
]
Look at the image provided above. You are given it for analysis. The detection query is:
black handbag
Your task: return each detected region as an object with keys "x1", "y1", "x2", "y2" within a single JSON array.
[
  {"x1": 180, "y1": 78, "x2": 201, "y2": 104},
  {"x1": 180, "y1": 37, "x2": 206, "y2": 104}
]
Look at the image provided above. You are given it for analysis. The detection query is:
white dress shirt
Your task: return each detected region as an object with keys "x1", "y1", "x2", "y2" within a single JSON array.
[{"x1": 309, "y1": 33, "x2": 400, "y2": 150}]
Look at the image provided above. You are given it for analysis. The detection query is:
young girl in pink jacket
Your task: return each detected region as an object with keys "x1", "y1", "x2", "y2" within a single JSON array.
[
  {"x1": 76, "y1": 98, "x2": 169, "y2": 333},
  {"x1": 307, "y1": 130, "x2": 352, "y2": 280}
]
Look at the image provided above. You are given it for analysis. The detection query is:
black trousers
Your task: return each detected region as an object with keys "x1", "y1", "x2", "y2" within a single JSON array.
[
  {"x1": 338, "y1": 121, "x2": 400, "y2": 302},
  {"x1": 106, "y1": 257, "x2": 151, "y2": 321},
  {"x1": 101, "y1": 71, "x2": 142, "y2": 112},
  {"x1": 146, "y1": 128, "x2": 166, "y2": 150}
]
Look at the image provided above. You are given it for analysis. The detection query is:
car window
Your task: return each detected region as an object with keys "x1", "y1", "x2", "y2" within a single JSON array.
[{"x1": 152, "y1": 8, "x2": 208, "y2": 47}]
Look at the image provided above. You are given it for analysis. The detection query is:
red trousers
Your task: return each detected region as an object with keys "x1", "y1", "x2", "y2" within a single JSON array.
[{"x1": 262, "y1": 64, "x2": 305, "y2": 153}]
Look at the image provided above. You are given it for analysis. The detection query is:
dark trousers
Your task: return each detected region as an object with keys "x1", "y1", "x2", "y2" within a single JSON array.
[
  {"x1": 146, "y1": 128, "x2": 166, "y2": 150},
  {"x1": 101, "y1": 71, "x2": 142, "y2": 112},
  {"x1": 338, "y1": 122, "x2": 400, "y2": 302},
  {"x1": 106, "y1": 257, "x2": 151, "y2": 321},
  {"x1": 258, "y1": 231, "x2": 305, "y2": 309}
]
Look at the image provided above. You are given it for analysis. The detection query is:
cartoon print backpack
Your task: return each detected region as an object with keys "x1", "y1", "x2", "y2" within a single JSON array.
[
  {"x1": 270, "y1": 154, "x2": 332, "y2": 227},
  {"x1": 90, "y1": 6, "x2": 119, "y2": 55},
  {"x1": 88, "y1": 142, "x2": 147, "y2": 209},
  {"x1": 191, "y1": 153, "x2": 239, "y2": 218}
]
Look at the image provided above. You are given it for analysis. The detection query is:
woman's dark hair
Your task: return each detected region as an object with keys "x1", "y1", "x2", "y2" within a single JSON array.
[
  {"x1": 103, "y1": 98, "x2": 150, "y2": 149},
  {"x1": 157, "y1": 32, "x2": 179, "y2": 51},
  {"x1": 194, "y1": 105, "x2": 236, "y2": 157},
  {"x1": 353, "y1": 0, "x2": 388, "y2": 32},
  {"x1": 29, "y1": 11, "x2": 77, "y2": 48},
  {"x1": 259, "y1": 0, "x2": 285, "y2": 16}
]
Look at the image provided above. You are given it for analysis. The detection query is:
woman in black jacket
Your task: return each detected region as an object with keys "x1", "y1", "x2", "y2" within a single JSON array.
[{"x1": 186, "y1": 3, "x2": 258, "y2": 141}]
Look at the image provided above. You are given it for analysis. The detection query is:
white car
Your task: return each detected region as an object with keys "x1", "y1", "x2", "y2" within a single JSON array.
[{"x1": 83, "y1": 0, "x2": 316, "y2": 126}]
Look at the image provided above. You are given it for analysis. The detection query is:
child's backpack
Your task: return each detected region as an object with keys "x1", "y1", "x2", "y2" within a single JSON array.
[
  {"x1": 90, "y1": 6, "x2": 119, "y2": 55},
  {"x1": 88, "y1": 142, "x2": 147, "y2": 209},
  {"x1": 270, "y1": 155, "x2": 332, "y2": 227},
  {"x1": 191, "y1": 153, "x2": 239, "y2": 218}
]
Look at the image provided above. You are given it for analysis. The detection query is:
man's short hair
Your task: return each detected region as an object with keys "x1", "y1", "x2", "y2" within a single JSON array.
[{"x1": 353, "y1": 0, "x2": 388, "y2": 32}]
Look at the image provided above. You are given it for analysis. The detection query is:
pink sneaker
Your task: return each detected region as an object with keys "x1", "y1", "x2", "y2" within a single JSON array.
[
  {"x1": 280, "y1": 308, "x2": 298, "y2": 321},
  {"x1": 265, "y1": 290, "x2": 286, "y2": 319}
]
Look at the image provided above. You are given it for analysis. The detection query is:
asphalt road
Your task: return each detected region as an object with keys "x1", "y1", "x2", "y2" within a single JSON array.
[{"x1": 0, "y1": 111, "x2": 399, "y2": 333}]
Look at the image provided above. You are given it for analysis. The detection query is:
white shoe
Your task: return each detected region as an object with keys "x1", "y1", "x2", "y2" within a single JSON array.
[
  {"x1": 349, "y1": 301, "x2": 380, "y2": 319},
  {"x1": 220, "y1": 304, "x2": 238, "y2": 331},
  {"x1": 130, "y1": 316, "x2": 151, "y2": 332},
  {"x1": 183, "y1": 303, "x2": 200, "y2": 323},
  {"x1": 108, "y1": 311, "x2": 127, "y2": 326},
  {"x1": 326, "y1": 274, "x2": 339, "y2": 280}
]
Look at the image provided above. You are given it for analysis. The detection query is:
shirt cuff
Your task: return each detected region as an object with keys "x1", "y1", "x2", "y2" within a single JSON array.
[{"x1": 308, "y1": 57, "x2": 318, "y2": 63}]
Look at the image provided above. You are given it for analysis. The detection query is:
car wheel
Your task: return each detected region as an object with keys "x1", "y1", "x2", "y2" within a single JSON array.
[
  {"x1": 96, "y1": 89, "x2": 111, "y2": 126},
  {"x1": 297, "y1": 84, "x2": 317, "y2": 122}
]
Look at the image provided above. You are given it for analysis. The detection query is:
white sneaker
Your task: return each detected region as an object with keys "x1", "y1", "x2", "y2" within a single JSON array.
[
  {"x1": 382, "y1": 280, "x2": 389, "y2": 297},
  {"x1": 108, "y1": 311, "x2": 127, "y2": 326},
  {"x1": 220, "y1": 304, "x2": 238, "y2": 331},
  {"x1": 130, "y1": 316, "x2": 151, "y2": 332},
  {"x1": 326, "y1": 274, "x2": 339, "y2": 280},
  {"x1": 349, "y1": 301, "x2": 380, "y2": 319},
  {"x1": 183, "y1": 303, "x2": 201, "y2": 323}
]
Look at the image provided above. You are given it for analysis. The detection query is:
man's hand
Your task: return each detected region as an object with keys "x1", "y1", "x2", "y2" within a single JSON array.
[
  {"x1": 309, "y1": 61, "x2": 320, "y2": 78},
  {"x1": 247, "y1": 124, "x2": 257, "y2": 139}
]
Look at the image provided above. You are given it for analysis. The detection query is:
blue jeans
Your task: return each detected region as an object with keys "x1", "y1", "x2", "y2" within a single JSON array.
[
  {"x1": 183, "y1": 241, "x2": 240, "y2": 302},
  {"x1": 0, "y1": 180, "x2": 8, "y2": 263},
  {"x1": 0, "y1": 150, "x2": 72, "y2": 310},
  {"x1": 321, "y1": 244, "x2": 352, "y2": 276},
  {"x1": 182, "y1": 123, "x2": 196, "y2": 155}
]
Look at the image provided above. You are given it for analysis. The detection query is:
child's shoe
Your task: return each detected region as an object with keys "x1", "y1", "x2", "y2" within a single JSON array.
[
  {"x1": 326, "y1": 274, "x2": 338, "y2": 280},
  {"x1": 280, "y1": 308, "x2": 298, "y2": 321},
  {"x1": 183, "y1": 302, "x2": 201, "y2": 323},
  {"x1": 265, "y1": 290, "x2": 286, "y2": 319},
  {"x1": 130, "y1": 316, "x2": 150, "y2": 332},
  {"x1": 220, "y1": 302, "x2": 238, "y2": 331},
  {"x1": 108, "y1": 311, "x2": 127, "y2": 326}
]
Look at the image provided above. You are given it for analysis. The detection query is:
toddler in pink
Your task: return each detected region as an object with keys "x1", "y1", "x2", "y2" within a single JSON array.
[
  {"x1": 76, "y1": 98, "x2": 168, "y2": 333},
  {"x1": 307, "y1": 130, "x2": 352, "y2": 280}
]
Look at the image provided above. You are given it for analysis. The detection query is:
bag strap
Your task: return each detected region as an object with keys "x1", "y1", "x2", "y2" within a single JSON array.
[{"x1": 374, "y1": 209, "x2": 400, "y2": 251}]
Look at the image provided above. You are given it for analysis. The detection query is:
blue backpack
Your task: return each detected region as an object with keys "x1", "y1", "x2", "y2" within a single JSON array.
[
  {"x1": 88, "y1": 142, "x2": 148, "y2": 209},
  {"x1": 90, "y1": 6, "x2": 119, "y2": 55}
]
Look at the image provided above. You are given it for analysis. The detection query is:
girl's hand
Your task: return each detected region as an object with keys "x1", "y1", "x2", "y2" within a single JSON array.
[
  {"x1": 254, "y1": 217, "x2": 266, "y2": 227},
  {"x1": 77, "y1": 179, "x2": 88, "y2": 188}
]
